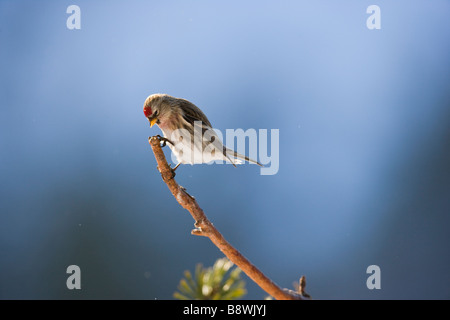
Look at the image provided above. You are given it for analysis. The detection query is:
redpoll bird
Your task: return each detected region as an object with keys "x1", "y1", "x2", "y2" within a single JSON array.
[{"x1": 143, "y1": 93, "x2": 262, "y2": 171}]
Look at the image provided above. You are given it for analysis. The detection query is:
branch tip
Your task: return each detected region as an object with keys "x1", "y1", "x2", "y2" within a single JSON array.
[
  {"x1": 191, "y1": 228, "x2": 206, "y2": 236},
  {"x1": 298, "y1": 275, "x2": 310, "y2": 298}
]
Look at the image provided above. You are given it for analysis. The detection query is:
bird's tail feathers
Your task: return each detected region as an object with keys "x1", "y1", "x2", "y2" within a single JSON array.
[{"x1": 224, "y1": 148, "x2": 264, "y2": 167}]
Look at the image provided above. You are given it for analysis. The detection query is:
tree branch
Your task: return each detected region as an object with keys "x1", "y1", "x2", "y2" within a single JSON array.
[{"x1": 148, "y1": 135, "x2": 309, "y2": 300}]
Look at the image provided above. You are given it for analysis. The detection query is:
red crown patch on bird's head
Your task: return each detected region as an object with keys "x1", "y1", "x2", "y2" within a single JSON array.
[{"x1": 143, "y1": 106, "x2": 152, "y2": 118}]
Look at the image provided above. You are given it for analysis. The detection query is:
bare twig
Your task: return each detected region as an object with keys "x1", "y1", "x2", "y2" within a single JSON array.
[{"x1": 148, "y1": 135, "x2": 309, "y2": 300}]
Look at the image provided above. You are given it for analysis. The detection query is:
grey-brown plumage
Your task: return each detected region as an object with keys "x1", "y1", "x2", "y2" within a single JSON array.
[{"x1": 143, "y1": 93, "x2": 263, "y2": 168}]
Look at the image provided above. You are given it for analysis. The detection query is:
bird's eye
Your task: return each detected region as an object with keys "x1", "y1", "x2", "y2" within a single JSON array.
[{"x1": 153, "y1": 110, "x2": 159, "y2": 117}]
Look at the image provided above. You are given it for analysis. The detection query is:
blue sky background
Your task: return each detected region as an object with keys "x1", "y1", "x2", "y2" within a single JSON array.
[{"x1": 1, "y1": 0, "x2": 449, "y2": 299}]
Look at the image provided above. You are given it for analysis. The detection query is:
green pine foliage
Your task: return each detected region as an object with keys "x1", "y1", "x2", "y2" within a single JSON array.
[{"x1": 174, "y1": 258, "x2": 247, "y2": 300}]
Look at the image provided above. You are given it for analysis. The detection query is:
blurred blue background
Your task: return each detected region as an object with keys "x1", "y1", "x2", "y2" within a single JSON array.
[{"x1": 1, "y1": 0, "x2": 449, "y2": 299}]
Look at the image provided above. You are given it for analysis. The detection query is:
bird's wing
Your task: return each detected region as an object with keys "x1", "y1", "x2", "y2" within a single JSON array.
[
  {"x1": 178, "y1": 99, "x2": 244, "y2": 167},
  {"x1": 178, "y1": 99, "x2": 213, "y2": 128}
]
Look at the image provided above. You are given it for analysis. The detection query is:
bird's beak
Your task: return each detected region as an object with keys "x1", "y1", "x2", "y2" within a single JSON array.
[{"x1": 148, "y1": 115, "x2": 158, "y2": 127}]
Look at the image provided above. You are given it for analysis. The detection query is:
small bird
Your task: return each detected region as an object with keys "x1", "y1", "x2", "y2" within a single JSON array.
[{"x1": 143, "y1": 93, "x2": 262, "y2": 171}]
